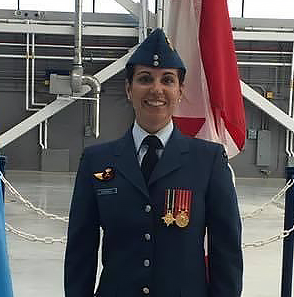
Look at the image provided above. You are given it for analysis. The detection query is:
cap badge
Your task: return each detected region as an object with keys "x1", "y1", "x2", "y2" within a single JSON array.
[
  {"x1": 165, "y1": 36, "x2": 174, "y2": 50},
  {"x1": 153, "y1": 54, "x2": 159, "y2": 67}
]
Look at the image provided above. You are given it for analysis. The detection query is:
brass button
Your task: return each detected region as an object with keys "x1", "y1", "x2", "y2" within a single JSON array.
[
  {"x1": 142, "y1": 287, "x2": 149, "y2": 294},
  {"x1": 145, "y1": 233, "x2": 151, "y2": 241}
]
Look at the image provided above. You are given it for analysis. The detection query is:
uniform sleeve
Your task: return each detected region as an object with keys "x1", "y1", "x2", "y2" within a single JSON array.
[
  {"x1": 205, "y1": 145, "x2": 243, "y2": 297},
  {"x1": 64, "y1": 150, "x2": 100, "y2": 297}
]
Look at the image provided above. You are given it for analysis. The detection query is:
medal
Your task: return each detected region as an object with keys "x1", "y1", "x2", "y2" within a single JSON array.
[
  {"x1": 163, "y1": 211, "x2": 175, "y2": 226},
  {"x1": 175, "y1": 211, "x2": 189, "y2": 228},
  {"x1": 175, "y1": 189, "x2": 192, "y2": 228},
  {"x1": 162, "y1": 189, "x2": 175, "y2": 226}
]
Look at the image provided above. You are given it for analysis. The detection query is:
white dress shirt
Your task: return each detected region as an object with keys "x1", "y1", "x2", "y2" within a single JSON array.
[{"x1": 132, "y1": 121, "x2": 174, "y2": 165}]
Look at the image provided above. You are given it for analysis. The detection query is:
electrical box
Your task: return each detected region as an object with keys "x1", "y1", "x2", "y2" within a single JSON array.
[
  {"x1": 247, "y1": 129, "x2": 257, "y2": 140},
  {"x1": 256, "y1": 130, "x2": 271, "y2": 166},
  {"x1": 49, "y1": 74, "x2": 72, "y2": 95}
]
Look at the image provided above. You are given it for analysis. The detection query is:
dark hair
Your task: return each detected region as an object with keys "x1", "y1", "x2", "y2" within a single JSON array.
[{"x1": 125, "y1": 65, "x2": 186, "y2": 85}]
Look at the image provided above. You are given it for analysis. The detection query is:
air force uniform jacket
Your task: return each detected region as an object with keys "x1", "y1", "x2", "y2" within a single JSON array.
[{"x1": 64, "y1": 127, "x2": 243, "y2": 297}]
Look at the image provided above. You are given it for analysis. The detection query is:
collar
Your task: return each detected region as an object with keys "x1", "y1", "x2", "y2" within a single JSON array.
[{"x1": 132, "y1": 121, "x2": 174, "y2": 153}]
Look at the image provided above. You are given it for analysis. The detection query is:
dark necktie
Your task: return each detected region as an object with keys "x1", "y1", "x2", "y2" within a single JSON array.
[{"x1": 141, "y1": 135, "x2": 163, "y2": 183}]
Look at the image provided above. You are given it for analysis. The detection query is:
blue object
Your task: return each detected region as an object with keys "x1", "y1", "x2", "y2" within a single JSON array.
[
  {"x1": 0, "y1": 181, "x2": 14, "y2": 297},
  {"x1": 281, "y1": 166, "x2": 294, "y2": 297}
]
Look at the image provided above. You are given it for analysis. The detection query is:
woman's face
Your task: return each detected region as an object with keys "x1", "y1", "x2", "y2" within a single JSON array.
[{"x1": 126, "y1": 65, "x2": 184, "y2": 133}]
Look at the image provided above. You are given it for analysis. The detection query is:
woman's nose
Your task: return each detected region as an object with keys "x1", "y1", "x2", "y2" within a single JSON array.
[{"x1": 150, "y1": 79, "x2": 164, "y2": 94}]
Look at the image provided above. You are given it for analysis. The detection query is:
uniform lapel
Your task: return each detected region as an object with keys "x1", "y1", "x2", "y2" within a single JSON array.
[
  {"x1": 149, "y1": 128, "x2": 189, "y2": 186},
  {"x1": 114, "y1": 129, "x2": 149, "y2": 199}
]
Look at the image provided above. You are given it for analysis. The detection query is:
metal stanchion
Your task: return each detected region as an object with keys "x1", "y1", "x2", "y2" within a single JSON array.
[
  {"x1": 281, "y1": 166, "x2": 294, "y2": 297},
  {"x1": 0, "y1": 155, "x2": 6, "y2": 199}
]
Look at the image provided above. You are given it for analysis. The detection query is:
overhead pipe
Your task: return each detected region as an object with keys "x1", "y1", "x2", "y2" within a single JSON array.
[
  {"x1": 1, "y1": 42, "x2": 292, "y2": 56},
  {"x1": 25, "y1": 33, "x2": 29, "y2": 111},
  {"x1": 238, "y1": 62, "x2": 292, "y2": 66},
  {"x1": 25, "y1": 33, "x2": 48, "y2": 148},
  {"x1": 243, "y1": 27, "x2": 294, "y2": 32},
  {"x1": 3, "y1": 55, "x2": 292, "y2": 65},
  {"x1": 285, "y1": 43, "x2": 294, "y2": 157},
  {"x1": 81, "y1": 75, "x2": 100, "y2": 97},
  {"x1": 71, "y1": 0, "x2": 84, "y2": 94},
  {"x1": 31, "y1": 33, "x2": 46, "y2": 107},
  {"x1": 39, "y1": 122, "x2": 44, "y2": 149},
  {"x1": 25, "y1": 32, "x2": 39, "y2": 112},
  {"x1": 81, "y1": 75, "x2": 101, "y2": 138},
  {"x1": 139, "y1": 0, "x2": 148, "y2": 43},
  {"x1": 156, "y1": 0, "x2": 164, "y2": 28},
  {"x1": 236, "y1": 50, "x2": 292, "y2": 55},
  {"x1": 44, "y1": 119, "x2": 48, "y2": 149},
  {"x1": 38, "y1": 120, "x2": 48, "y2": 150},
  {"x1": 70, "y1": 0, "x2": 101, "y2": 137},
  {"x1": 71, "y1": 0, "x2": 103, "y2": 95},
  {"x1": 0, "y1": 43, "x2": 129, "y2": 50},
  {"x1": 74, "y1": 0, "x2": 83, "y2": 67},
  {"x1": 0, "y1": 54, "x2": 116, "y2": 61},
  {"x1": 0, "y1": 19, "x2": 136, "y2": 27},
  {"x1": 289, "y1": 43, "x2": 294, "y2": 157}
]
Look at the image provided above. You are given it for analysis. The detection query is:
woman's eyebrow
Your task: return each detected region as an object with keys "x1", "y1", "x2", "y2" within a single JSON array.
[
  {"x1": 134, "y1": 71, "x2": 151, "y2": 76},
  {"x1": 163, "y1": 71, "x2": 177, "y2": 76}
]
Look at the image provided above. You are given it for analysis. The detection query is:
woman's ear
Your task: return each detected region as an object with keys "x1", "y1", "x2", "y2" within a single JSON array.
[
  {"x1": 125, "y1": 79, "x2": 131, "y2": 101},
  {"x1": 179, "y1": 83, "x2": 185, "y2": 101}
]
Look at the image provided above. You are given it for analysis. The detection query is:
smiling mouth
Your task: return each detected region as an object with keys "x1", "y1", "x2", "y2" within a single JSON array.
[{"x1": 144, "y1": 100, "x2": 166, "y2": 107}]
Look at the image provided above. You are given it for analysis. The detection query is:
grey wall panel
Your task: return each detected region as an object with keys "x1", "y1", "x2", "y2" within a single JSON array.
[
  {"x1": 0, "y1": 90, "x2": 40, "y2": 170},
  {"x1": 0, "y1": 77, "x2": 134, "y2": 172},
  {"x1": 231, "y1": 107, "x2": 286, "y2": 178},
  {"x1": 256, "y1": 130, "x2": 271, "y2": 166},
  {"x1": 46, "y1": 100, "x2": 85, "y2": 172},
  {"x1": 83, "y1": 79, "x2": 135, "y2": 156}
]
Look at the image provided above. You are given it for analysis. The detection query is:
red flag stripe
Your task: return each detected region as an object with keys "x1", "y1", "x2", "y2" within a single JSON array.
[{"x1": 199, "y1": 0, "x2": 246, "y2": 151}]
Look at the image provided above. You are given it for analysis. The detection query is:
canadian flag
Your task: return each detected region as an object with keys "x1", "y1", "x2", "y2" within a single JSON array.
[{"x1": 165, "y1": 0, "x2": 246, "y2": 158}]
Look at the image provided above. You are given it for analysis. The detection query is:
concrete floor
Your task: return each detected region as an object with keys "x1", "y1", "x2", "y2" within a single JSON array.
[{"x1": 3, "y1": 171, "x2": 293, "y2": 297}]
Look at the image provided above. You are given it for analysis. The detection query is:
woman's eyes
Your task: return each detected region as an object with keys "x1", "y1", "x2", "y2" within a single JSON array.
[
  {"x1": 136, "y1": 75, "x2": 175, "y2": 85},
  {"x1": 162, "y1": 76, "x2": 175, "y2": 84},
  {"x1": 137, "y1": 75, "x2": 153, "y2": 84}
]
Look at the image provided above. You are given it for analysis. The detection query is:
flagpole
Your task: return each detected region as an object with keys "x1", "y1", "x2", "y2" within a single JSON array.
[
  {"x1": 241, "y1": 0, "x2": 245, "y2": 18},
  {"x1": 281, "y1": 165, "x2": 294, "y2": 297}
]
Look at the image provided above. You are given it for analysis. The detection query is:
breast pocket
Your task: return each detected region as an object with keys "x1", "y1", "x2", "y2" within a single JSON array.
[{"x1": 94, "y1": 183, "x2": 126, "y2": 228}]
